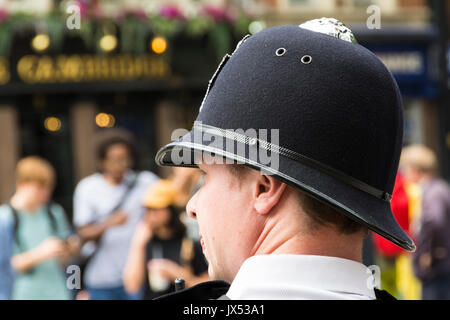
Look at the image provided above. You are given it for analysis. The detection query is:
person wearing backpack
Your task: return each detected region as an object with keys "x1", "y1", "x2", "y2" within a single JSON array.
[
  {"x1": 0, "y1": 156, "x2": 80, "y2": 300},
  {"x1": 0, "y1": 205, "x2": 14, "y2": 300}
]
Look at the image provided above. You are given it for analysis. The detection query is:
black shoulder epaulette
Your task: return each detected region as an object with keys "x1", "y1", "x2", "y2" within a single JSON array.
[{"x1": 154, "y1": 280, "x2": 230, "y2": 300}]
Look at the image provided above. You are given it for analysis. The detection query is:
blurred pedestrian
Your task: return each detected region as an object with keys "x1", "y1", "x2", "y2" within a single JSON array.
[
  {"x1": 0, "y1": 198, "x2": 15, "y2": 300},
  {"x1": 169, "y1": 167, "x2": 203, "y2": 240},
  {"x1": 169, "y1": 167, "x2": 203, "y2": 207},
  {"x1": 123, "y1": 180, "x2": 208, "y2": 299},
  {"x1": 73, "y1": 128, "x2": 158, "y2": 300},
  {"x1": 402, "y1": 144, "x2": 450, "y2": 300},
  {"x1": 372, "y1": 173, "x2": 410, "y2": 298},
  {"x1": 395, "y1": 159, "x2": 423, "y2": 300},
  {"x1": 0, "y1": 156, "x2": 79, "y2": 300}
]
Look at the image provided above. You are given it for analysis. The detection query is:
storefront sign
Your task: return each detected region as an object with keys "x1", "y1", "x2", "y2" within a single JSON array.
[
  {"x1": 365, "y1": 44, "x2": 437, "y2": 97},
  {"x1": 15, "y1": 54, "x2": 170, "y2": 84},
  {"x1": 0, "y1": 53, "x2": 171, "y2": 88}
]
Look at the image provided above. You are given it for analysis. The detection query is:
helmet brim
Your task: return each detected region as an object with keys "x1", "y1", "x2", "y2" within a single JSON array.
[{"x1": 156, "y1": 128, "x2": 416, "y2": 252}]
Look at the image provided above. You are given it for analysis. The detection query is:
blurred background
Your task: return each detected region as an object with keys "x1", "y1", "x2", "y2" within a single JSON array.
[
  {"x1": 0, "y1": 0, "x2": 449, "y2": 300},
  {"x1": 0, "y1": 0, "x2": 448, "y2": 215}
]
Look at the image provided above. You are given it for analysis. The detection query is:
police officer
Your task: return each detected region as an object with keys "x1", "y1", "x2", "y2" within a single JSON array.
[{"x1": 154, "y1": 18, "x2": 415, "y2": 300}]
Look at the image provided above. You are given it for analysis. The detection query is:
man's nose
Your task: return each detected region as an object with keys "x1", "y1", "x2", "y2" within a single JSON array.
[{"x1": 186, "y1": 191, "x2": 198, "y2": 220}]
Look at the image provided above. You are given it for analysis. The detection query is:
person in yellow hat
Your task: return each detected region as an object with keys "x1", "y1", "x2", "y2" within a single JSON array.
[{"x1": 122, "y1": 180, "x2": 209, "y2": 299}]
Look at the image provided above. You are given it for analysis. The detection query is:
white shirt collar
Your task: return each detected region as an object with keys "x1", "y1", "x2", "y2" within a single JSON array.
[{"x1": 226, "y1": 254, "x2": 376, "y2": 300}]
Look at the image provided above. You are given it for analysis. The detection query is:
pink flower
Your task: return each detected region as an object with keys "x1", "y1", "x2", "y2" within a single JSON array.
[
  {"x1": 116, "y1": 8, "x2": 148, "y2": 22},
  {"x1": 202, "y1": 6, "x2": 235, "y2": 23},
  {"x1": 129, "y1": 8, "x2": 148, "y2": 21},
  {"x1": 92, "y1": 6, "x2": 104, "y2": 20},
  {"x1": 159, "y1": 5, "x2": 184, "y2": 20},
  {"x1": 0, "y1": 8, "x2": 9, "y2": 24},
  {"x1": 74, "y1": 1, "x2": 88, "y2": 19}
]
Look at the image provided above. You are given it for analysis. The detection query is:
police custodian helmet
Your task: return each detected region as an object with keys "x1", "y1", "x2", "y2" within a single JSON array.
[{"x1": 156, "y1": 18, "x2": 416, "y2": 252}]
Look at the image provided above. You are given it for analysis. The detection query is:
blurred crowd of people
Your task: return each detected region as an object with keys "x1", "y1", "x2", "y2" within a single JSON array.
[
  {"x1": 0, "y1": 128, "x2": 449, "y2": 300},
  {"x1": 369, "y1": 144, "x2": 450, "y2": 300},
  {"x1": 0, "y1": 128, "x2": 208, "y2": 300}
]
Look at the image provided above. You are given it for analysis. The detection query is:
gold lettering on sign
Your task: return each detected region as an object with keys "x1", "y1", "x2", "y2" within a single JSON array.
[
  {"x1": 0, "y1": 58, "x2": 10, "y2": 84},
  {"x1": 17, "y1": 56, "x2": 37, "y2": 83},
  {"x1": 17, "y1": 54, "x2": 171, "y2": 83},
  {"x1": 35, "y1": 56, "x2": 53, "y2": 82}
]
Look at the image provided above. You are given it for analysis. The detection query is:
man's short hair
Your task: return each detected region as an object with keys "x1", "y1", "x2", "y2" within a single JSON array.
[
  {"x1": 227, "y1": 164, "x2": 365, "y2": 235},
  {"x1": 16, "y1": 156, "x2": 56, "y2": 189},
  {"x1": 295, "y1": 190, "x2": 365, "y2": 235}
]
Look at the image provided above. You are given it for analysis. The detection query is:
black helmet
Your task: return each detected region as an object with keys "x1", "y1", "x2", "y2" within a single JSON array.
[{"x1": 156, "y1": 18, "x2": 415, "y2": 252}]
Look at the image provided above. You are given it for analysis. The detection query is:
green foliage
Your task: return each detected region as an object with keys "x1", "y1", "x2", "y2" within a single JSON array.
[
  {"x1": 209, "y1": 23, "x2": 232, "y2": 60},
  {"x1": 185, "y1": 16, "x2": 214, "y2": 38},
  {"x1": 150, "y1": 15, "x2": 184, "y2": 38},
  {"x1": 0, "y1": 22, "x2": 13, "y2": 56},
  {"x1": 0, "y1": 7, "x2": 253, "y2": 58}
]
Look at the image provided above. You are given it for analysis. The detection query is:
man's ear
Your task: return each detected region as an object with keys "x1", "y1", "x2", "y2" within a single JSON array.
[{"x1": 254, "y1": 174, "x2": 287, "y2": 215}]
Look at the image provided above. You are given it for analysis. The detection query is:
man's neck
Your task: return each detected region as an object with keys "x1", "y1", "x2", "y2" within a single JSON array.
[
  {"x1": 103, "y1": 173, "x2": 125, "y2": 185},
  {"x1": 250, "y1": 211, "x2": 364, "y2": 263},
  {"x1": 271, "y1": 233, "x2": 364, "y2": 263}
]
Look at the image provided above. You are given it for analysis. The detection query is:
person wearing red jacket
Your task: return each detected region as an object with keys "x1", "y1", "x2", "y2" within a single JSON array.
[{"x1": 373, "y1": 173, "x2": 410, "y2": 297}]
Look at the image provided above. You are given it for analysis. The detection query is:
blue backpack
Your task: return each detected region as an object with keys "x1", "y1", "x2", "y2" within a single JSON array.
[{"x1": 0, "y1": 209, "x2": 15, "y2": 300}]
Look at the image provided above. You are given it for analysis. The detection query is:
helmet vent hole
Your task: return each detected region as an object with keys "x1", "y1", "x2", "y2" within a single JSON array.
[
  {"x1": 301, "y1": 55, "x2": 312, "y2": 64},
  {"x1": 275, "y1": 48, "x2": 286, "y2": 56}
]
